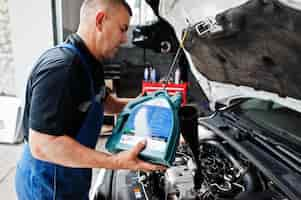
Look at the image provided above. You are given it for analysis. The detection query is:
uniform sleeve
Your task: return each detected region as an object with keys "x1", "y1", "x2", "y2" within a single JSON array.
[{"x1": 29, "y1": 66, "x2": 71, "y2": 136}]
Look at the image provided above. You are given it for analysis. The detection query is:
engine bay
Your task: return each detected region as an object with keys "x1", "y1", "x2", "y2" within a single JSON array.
[
  {"x1": 130, "y1": 104, "x2": 291, "y2": 200},
  {"x1": 138, "y1": 126, "x2": 288, "y2": 200},
  {"x1": 93, "y1": 102, "x2": 301, "y2": 200}
]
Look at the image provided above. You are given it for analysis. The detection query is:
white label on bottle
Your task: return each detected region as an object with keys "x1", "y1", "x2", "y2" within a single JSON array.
[{"x1": 120, "y1": 135, "x2": 167, "y2": 152}]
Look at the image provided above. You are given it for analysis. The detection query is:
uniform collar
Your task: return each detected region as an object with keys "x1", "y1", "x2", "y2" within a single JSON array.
[{"x1": 65, "y1": 33, "x2": 103, "y2": 74}]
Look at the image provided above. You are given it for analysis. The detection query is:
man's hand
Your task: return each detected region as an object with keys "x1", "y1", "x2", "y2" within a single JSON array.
[
  {"x1": 113, "y1": 140, "x2": 167, "y2": 172},
  {"x1": 29, "y1": 129, "x2": 166, "y2": 171}
]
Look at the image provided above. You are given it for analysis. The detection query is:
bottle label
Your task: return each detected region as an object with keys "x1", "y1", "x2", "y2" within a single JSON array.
[{"x1": 120, "y1": 98, "x2": 172, "y2": 152}]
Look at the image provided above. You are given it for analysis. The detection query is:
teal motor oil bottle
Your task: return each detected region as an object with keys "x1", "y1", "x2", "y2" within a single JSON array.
[{"x1": 105, "y1": 90, "x2": 182, "y2": 166}]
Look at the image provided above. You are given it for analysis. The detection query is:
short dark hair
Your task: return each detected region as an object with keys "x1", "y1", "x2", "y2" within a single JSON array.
[
  {"x1": 81, "y1": 0, "x2": 132, "y2": 18},
  {"x1": 120, "y1": 0, "x2": 132, "y2": 16}
]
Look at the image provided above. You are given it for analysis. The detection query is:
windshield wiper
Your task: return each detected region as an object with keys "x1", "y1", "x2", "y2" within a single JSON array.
[
  {"x1": 252, "y1": 133, "x2": 301, "y2": 173},
  {"x1": 224, "y1": 109, "x2": 301, "y2": 148},
  {"x1": 276, "y1": 145, "x2": 301, "y2": 164},
  {"x1": 257, "y1": 119, "x2": 301, "y2": 147},
  {"x1": 221, "y1": 111, "x2": 301, "y2": 173}
]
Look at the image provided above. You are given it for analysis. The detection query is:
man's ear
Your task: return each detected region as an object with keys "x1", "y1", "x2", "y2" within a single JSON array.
[{"x1": 96, "y1": 11, "x2": 105, "y2": 31}]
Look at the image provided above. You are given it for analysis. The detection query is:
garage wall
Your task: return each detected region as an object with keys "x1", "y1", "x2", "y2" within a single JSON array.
[
  {"x1": 8, "y1": 0, "x2": 54, "y2": 97},
  {"x1": 0, "y1": 0, "x2": 14, "y2": 96},
  {"x1": 62, "y1": 0, "x2": 83, "y2": 40}
]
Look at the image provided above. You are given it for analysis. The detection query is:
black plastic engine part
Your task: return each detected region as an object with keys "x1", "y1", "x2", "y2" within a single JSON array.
[{"x1": 179, "y1": 105, "x2": 204, "y2": 189}]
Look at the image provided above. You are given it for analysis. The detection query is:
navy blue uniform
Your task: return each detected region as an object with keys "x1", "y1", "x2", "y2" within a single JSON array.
[
  {"x1": 16, "y1": 34, "x2": 106, "y2": 200},
  {"x1": 22, "y1": 34, "x2": 105, "y2": 140}
]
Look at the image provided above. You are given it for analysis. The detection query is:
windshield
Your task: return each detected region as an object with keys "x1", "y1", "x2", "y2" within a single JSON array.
[{"x1": 233, "y1": 98, "x2": 301, "y2": 143}]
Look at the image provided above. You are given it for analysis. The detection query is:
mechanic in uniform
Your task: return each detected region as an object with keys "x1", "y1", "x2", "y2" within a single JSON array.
[{"x1": 15, "y1": 0, "x2": 166, "y2": 199}]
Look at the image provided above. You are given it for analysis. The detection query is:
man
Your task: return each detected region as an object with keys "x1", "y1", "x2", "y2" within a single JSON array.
[{"x1": 15, "y1": 0, "x2": 165, "y2": 199}]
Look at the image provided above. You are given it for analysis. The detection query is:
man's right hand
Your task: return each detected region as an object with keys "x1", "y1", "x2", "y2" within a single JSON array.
[
  {"x1": 112, "y1": 140, "x2": 167, "y2": 172},
  {"x1": 29, "y1": 129, "x2": 166, "y2": 171}
]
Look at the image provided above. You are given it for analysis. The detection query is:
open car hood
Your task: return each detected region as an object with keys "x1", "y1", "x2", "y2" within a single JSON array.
[{"x1": 154, "y1": 0, "x2": 301, "y2": 112}]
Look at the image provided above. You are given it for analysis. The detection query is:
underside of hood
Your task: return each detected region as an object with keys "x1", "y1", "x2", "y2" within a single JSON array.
[{"x1": 154, "y1": 0, "x2": 301, "y2": 111}]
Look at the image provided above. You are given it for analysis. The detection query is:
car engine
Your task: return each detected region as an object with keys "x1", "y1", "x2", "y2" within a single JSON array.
[
  {"x1": 136, "y1": 107, "x2": 289, "y2": 200},
  {"x1": 138, "y1": 138, "x2": 288, "y2": 200},
  {"x1": 92, "y1": 105, "x2": 296, "y2": 200}
]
